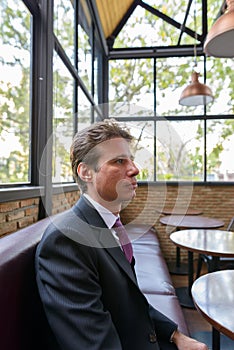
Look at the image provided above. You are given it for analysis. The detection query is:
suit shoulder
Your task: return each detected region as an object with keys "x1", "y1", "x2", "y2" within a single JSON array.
[{"x1": 38, "y1": 207, "x2": 101, "y2": 251}]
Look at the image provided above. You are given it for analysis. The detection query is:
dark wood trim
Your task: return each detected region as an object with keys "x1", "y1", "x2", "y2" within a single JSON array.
[{"x1": 0, "y1": 184, "x2": 79, "y2": 203}]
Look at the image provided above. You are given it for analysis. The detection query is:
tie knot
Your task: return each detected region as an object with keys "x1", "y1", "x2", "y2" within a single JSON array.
[{"x1": 113, "y1": 217, "x2": 123, "y2": 228}]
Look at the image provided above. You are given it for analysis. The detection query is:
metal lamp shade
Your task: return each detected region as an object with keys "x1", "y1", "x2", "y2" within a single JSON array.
[
  {"x1": 179, "y1": 72, "x2": 214, "y2": 106},
  {"x1": 204, "y1": 1, "x2": 234, "y2": 58}
]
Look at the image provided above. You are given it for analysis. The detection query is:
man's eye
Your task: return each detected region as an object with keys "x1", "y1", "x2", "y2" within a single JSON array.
[{"x1": 116, "y1": 159, "x2": 124, "y2": 164}]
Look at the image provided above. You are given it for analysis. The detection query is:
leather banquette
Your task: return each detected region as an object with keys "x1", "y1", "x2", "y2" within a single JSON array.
[{"x1": 0, "y1": 219, "x2": 188, "y2": 349}]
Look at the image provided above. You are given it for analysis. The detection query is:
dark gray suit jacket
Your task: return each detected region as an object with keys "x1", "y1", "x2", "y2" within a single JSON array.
[{"x1": 35, "y1": 196, "x2": 178, "y2": 349}]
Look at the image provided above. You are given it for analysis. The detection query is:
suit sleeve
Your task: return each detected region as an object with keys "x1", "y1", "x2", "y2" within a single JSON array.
[
  {"x1": 148, "y1": 304, "x2": 178, "y2": 341},
  {"x1": 35, "y1": 229, "x2": 122, "y2": 350}
]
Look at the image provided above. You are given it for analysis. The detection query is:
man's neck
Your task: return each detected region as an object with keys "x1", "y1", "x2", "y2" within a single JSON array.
[{"x1": 83, "y1": 192, "x2": 121, "y2": 214}]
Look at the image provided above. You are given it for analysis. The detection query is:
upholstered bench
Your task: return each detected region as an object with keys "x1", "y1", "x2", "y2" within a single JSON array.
[
  {"x1": 0, "y1": 217, "x2": 56, "y2": 350},
  {"x1": 0, "y1": 219, "x2": 189, "y2": 349},
  {"x1": 127, "y1": 224, "x2": 189, "y2": 336}
]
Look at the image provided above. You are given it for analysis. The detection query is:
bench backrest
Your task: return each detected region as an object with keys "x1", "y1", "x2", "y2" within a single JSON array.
[{"x1": 0, "y1": 218, "x2": 57, "y2": 350}]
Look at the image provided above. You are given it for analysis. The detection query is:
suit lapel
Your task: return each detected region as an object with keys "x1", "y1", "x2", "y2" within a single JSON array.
[
  {"x1": 73, "y1": 196, "x2": 138, "y2": 285},
  {"x1": 97, "y1": 226, "x2": 137, "y2": 284}
]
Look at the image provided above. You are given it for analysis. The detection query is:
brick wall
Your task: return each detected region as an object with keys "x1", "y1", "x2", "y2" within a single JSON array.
[
  {"x1": 52, "y1": 191, "x2": 80, "y2": 215},
  {"x1": 121, "y1": 184, "x2": 234, "y2": 263},
  {"x1": 0, "y1": 184, "x2": 233, "y2": 263},
  {"x1": 0, "y1": 190, "x2": 80, "y2": 239},
  {"x1": 0, "y1": 198, "x2": 40, "y2": 237}
]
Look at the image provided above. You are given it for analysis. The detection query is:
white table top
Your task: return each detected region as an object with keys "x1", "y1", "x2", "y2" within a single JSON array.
[
  {"x1": 192, "y1": 270, "x2": 234, "y2": 340},
  {"x1": 170, "y1": 229, "x2": 234, "y2": 257}
]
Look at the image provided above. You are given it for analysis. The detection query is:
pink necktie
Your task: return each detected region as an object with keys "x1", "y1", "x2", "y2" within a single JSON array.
[{"x1": 113, "y1": 218, "x2": 133, "y2": 263}]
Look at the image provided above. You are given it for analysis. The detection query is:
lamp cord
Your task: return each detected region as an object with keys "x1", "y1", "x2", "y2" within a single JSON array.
[{"x1": 193, "y1": 0, "x2": 198, "y2": 68}]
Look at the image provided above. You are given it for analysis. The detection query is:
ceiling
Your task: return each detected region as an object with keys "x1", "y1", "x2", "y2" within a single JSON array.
[
  {"x1": 95, "y1": 0, "x2": 134, "y2": 39},
  {"x1": 95, "y1": 0, "x2": 226, "y2": 54}
]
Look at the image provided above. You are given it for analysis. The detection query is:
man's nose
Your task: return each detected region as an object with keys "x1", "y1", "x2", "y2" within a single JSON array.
[{"x1": 127, "y1": 160, "x2": 139, "y2": 176}]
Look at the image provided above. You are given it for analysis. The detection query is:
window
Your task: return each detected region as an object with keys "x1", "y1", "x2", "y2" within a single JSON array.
[
  {"x1": 54, "y1": 0, "x2": 75, "y2": 63},
  {"x1": 77, "y1": 87, "x2": 93, "y2": 129},
  {"x1": 2, "y1": 0, "x2": 233, "y2": 189},
  {"x1": 109, "y1": 58, "x2": 154, "y2": 115},
  {"x1": 108, "y1": 0, "x2": 234, "y2": 183},
  {"x1": 78, "y1": 0, "x2": 92, "y2": 94},
  {"x1": 53, "y1": 53, "x2": 74, "y2": 183},
  {"x1": 206, "y1": 119, "x2": 234, "y2": 181},
  {"x1": 156, "y1": 120, "x2": 204, "y2": 181},
  {"x1": 0, "y1": 1, "x2": 31, "y2": 184},
  {"x1": 118, "y1": 121, "x2": 155, "y2": 181}
]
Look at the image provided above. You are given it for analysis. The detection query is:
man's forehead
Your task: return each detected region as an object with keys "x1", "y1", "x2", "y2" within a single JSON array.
[
  {"x1": 96, "y1": 138, "x2": 132, "y2": 159},
  {"x1": 97, "y1": 137, "x2": 130, "y2": 149}
]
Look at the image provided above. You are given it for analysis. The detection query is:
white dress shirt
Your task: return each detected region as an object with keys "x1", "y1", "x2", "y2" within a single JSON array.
[{"x1": 83, "y1": 194, "x2": 121, "y2": 246}]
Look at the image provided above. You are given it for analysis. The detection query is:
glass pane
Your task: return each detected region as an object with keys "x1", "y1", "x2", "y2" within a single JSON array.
[
  {"x1": 156, "y1": 56, "x2": 206, "y2": 116},
  {"x1": 206, "y1": 119, "x2": 234, "y2": 181},
  {"x1": 0, "y1": 1, "x2": 31, "y2": 184},
  {"x1": 77, "y1": 87, "x2": 92, "y2": 130},
  {"x1": 179, "y1": 0, "x2": 203, "y2": 46},
  {"x1": 54, "y1": 0, "x2": 74, "y2": 63},
  {"x1": 156, "y1": 120, "x2": 204, "y2": 181},
  {"x1": 93, "y1": 41, "x2": 99, "y2": 104},
  {"x1": 113, "y1": 0, "x2": 203, "y2": 49},
  {"x1": 144, "y1": 0, "x2": 202, "y2": 35},
  {"x1": 207, "y1": 0, "x2": 224, "y2": 32},
  {"x1": 206, "y1": 57, "x2": 234, "y2": 115},
  {"x1": 53, "y1": 53, "x2": 74, "y2": 183},
  {"x1": 109, "y1": 58, "x2": 154, "y2": 117},
  {"x1": 78, "y1": 1, "x2": 92, "y2": 93},
  {"x1": 118, "y1": 121, "x2": 155, "y2": 181},
  {"x1": 114, "y1": 5, "x2": 182, "y2": 48}
]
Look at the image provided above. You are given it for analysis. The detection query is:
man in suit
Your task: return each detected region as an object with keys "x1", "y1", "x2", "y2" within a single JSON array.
[{"x1": 35, "y1": 119, "x2": 208, "y2": 350}]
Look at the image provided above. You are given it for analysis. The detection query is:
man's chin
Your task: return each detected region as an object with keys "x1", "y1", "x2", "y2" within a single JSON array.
[
  {"x1": 119, "y1": 190, "x2": 136, "y2": 202},
  {"x1": 97, "y1": 189, "x2": 136, "y2": 205}
]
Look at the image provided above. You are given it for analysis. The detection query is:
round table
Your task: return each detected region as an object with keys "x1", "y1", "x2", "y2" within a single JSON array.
[
  {"x1": 170, "y1": 228, "x2": 233, "y2": 309},
  {"x1": 160, "y1": 215, "x2": 224, "y2": 229},
  {"x1": 160, "y1": 215, "x2": 224, "y2": 275},
  {"x1": 158, "y1": 210, "x2": 203, "y2": 274},
  {"x1": 192, "y1": 270, "x2": 234, "y2": 350},
  {"x1": 156, "y1": 207, "x2": 202, "y2": 216}
]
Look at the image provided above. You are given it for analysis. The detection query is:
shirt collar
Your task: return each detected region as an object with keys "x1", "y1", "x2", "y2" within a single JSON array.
[{"x1": 83, "y1": 193, "x2": 117, "y2": 229}]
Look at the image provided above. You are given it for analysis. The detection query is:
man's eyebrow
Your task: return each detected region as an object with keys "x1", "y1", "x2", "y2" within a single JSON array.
[{"x1": 111, "y1": 153, "x2": 135, "y2": 161}]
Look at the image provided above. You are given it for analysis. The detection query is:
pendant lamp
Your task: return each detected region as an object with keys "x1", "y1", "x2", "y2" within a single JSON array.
[
  {"x1": 204, "y1": 0, "x2": 234, "y2": 57},
  {"x1": 179, "y1": 71, "x2": 214, "y2": 106},
  {"x1": 179, "y1": 1, "x2": 214, "y2": 106}
]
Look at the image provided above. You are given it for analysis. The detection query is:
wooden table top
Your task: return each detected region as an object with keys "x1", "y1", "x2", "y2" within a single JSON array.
[
  {"x1": 156, "y1": 207, "x2": 203, "y2": 215},
  {"x1": 191, "y1": 270, "x2": 234, "y2": 340},
  {"x1": 160, "y1": 215, "x2": 224, "y2": 229},
  {"x1": 170, "y1": 229, "x2": 234, "y2": 257}
]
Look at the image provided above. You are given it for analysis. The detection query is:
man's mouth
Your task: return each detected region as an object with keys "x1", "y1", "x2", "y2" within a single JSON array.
[{"x1": 127, "y1": 181, "x2": 138, "y2": 190}]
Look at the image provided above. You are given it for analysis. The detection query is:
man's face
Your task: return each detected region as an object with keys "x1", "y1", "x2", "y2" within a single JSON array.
[{"x1": 89, "y1": 137, "x2": 139, "y2": 207}]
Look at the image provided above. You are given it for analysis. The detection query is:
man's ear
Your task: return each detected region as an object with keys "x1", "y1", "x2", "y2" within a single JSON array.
[{"x1": 77, "y1": 162, "x2": 93, "y2": 182}]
